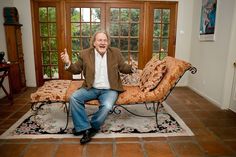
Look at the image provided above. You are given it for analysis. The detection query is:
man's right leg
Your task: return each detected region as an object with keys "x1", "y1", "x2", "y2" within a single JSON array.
[{"x1": 70, "y1": 88, "x2": 98, "y2": 133}]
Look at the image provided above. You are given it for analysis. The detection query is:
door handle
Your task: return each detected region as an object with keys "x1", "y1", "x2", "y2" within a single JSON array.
[{"x1": 234, "y1": 61, "x2": 236, "y2": 67}]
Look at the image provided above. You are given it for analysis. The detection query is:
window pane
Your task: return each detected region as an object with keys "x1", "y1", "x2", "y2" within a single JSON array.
[
  {"x1": 49, "y1": 23, "x2": 56, "y2": 37},
  {"x1": 130, "y1": 23, "x2": 139, "y2": 36},
  {"x1": 162, "y1": 24, "x2": 169, "y2": 37},
  {"x1": 160, "y1": 52, "x2": 167, "y2": 60},
  {"x1": 70, "y1": 7, "x2": 101, "y2": 52},
  {"x1": 153, "y1": 38, "x2": 160, "y2": 51},
  {"x1": 120, "y1": 38, "x2": 128, "y2": 51},
  {"x1": 130, "y1": 38, "x2": 138, "y2": 51},
  {"x1": 154, "y1": 9, "x2": 161, "y2": 23},
  {"x1": 130, "y1": 52, "x2": 139, "y2": 61},
  {"x1": 48, "y1": 7, "x2": 56, "y2": 22},
  {"x1": 82, "y1": 37, "x2": 90, "y2": 49},
  {"x1": 91, "y1": 23, "x2": 101, "y2": 35},
  {"x1": 111, "y1": 38, "x2": 119, "y2": 48},
  {"x1": 91, "y1": 8, "x2": 101, "y2": 22},
  {"x1": 72, "y1": 52, "x2": 78, "y2": 63},
  {"x1": 110, "y1": 8, "x2": 119, "y2": 21},
  {"x1": 110, "y1": 23, "x2": 119, "y2": 36},
  {"x1": 153, "y1": 24, "x2": 161, "y2": 37},
  {"x1": 43, "y1": 66, "x2": 50, "y2": 79},
  {"x1": 51, "y1": 66, "x2": 59, "y2": 79},
  {"x1": 51, "y1": 52, "x2": 58, "y2": 64},
  {"x1": 163, "y1": 9, "x2": 170, "y2": 23},
  {"x1": 40, "y1": 23, "x2": 48, "y2": 37},
  {"x1": 71, "y1": 23, "x2": 80, "y2": 37},
  {"x1": 81, "y1": 8, "x2": 90, "y2": 22},
  {"x1": 72, "y1": 38, "x2": 80, "y2": 51},
  {"x1": 109, "y1": 7, "x2": 140, "y2": 65},
  {"x1": 39, "y1": 7, "x2": 47, "y2": 22},
  {"x1": 121, "y1": 52, "x2": 128, "y2": 60},
  {"x1": 81, "y1": 23, "x2": 90, "y2": 36},
  {"x1": 152, "y1": 8, "x2": 173, "y2": 58},
  {"x1": 42, "y1": 51, "x2": 49, "y2": 64},
  {"x1": 120, "y1": 23, "x2": 129, "y2": 36},
  {"x1": 41, "y1": 38, "x2": 49, "y2": 50},
  {"x1": 39, "y1": 6, "x2": 58, "y2": 80},
  {"x1": 71, "y1": 8, "x2": 80, "y2": 22},
  {"x1": 120, "y1": 8, "x2": 129, "y2": 22},
  {"x1": 130, "y1": 9, "x2": 140, "y2": 22},
  {"x1": 49, "y1": 38, "x2": 57, "y2": 50},
  {"x1": 161, "y1": 39, "x2": 169, "y2": 51}
]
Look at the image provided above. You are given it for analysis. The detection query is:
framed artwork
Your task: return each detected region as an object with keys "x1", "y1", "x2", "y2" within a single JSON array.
[{"x1": 199, "y1": 0, "x2": 217, "y2": 41}]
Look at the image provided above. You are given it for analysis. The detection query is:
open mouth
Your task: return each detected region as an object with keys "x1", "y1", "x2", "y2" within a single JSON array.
[{"x1": 99, "y1": 45, "x2": 106, "y2": 48}]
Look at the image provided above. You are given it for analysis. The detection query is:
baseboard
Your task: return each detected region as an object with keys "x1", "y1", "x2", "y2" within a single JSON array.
[{"x1": 187, "y1": 85, "x2": 223, "y2": 109}]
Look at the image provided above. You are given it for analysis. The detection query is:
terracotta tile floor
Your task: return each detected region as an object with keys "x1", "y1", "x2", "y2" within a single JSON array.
[{"x1": 0, "y1": 87, "x2": 236, "y2": 157}]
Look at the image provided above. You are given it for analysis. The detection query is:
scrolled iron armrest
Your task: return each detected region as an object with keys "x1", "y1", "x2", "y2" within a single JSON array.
[{"x1": 189, "y1": 66, "x2": 197, "y2": 74}]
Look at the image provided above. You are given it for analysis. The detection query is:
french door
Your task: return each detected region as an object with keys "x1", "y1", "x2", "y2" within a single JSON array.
[{"x1": 31, "y1": 0, "x2": 177, "y2": 86}]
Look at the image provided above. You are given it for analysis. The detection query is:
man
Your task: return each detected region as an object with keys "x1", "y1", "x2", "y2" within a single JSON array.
[{"x1": 60, "y1": 30, "x2": 134, "y2": 144}]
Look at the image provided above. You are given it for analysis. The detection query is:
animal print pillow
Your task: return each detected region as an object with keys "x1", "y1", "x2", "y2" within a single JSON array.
[
  {"x1": 139, "y1": 57, "x2": 167, "y2": 92},
  {"x1": 120, "y1": 58, "x2": 141, "y2": 86}
]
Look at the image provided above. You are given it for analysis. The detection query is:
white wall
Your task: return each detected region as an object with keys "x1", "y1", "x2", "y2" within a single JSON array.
[
  {"x1": 14, "y1": 0, "x2": 36, "y2": 87},
  {"x1": 223, "y1": 1, "x2": 236, "y2": 109},
  {"x1": 175, "y1": 0, "x2": 194, "y2": 85},
  {"x1": 0, "y1": 0, "x2": 13, "y2": 98},
  {"x1": 189, "y1": 0, "x2": 236, "y2": 108}
]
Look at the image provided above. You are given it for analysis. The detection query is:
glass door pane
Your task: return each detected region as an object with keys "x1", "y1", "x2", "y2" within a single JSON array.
[
  {"x1": 152, "y1": 9, "x2": 170, "y2": 60},
  {"x1": 39, "y1": 7, "x2": 59, "y2": 79},
  {"x1": 69, "y1": 5, "x2": 103, "y2": 79},
  {"x1": 109, "y1": 7, "x2": 141, "y2": 65}
]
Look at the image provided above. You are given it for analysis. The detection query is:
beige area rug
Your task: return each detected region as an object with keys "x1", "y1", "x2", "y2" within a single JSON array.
[{"x1": 0, "y1": 102, "x2": 193, "y2": 139}]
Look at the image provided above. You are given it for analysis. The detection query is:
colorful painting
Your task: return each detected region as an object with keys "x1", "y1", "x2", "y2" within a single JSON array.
[{"x1": 199, "y1": 0, "x2": 217, "y2": 41}]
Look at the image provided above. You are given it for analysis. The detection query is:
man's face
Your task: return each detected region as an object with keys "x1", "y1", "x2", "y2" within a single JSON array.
[{"x1": 93, "y1": 33, "x2": 108, "y2": 54}]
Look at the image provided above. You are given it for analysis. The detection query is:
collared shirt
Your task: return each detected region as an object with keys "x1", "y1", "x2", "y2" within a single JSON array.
[{"x1": 92, "y1": 49, "x2": 110, "y2": 89}]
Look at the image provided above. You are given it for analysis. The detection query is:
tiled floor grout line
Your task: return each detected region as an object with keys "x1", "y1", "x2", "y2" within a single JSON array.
[
  {"x1": 140, "y1": 138, "x2": 148, "y2": 157},
  {"x1": 51, "y1": 143, "x2": 59, "y2": 157},
  {"x1": 112, "y1": 138, "x2": 116, "y2": 157},
  {"x1": 82, "y1": 143, "x2": 87, "y2": 157},
  {"x1": 168, "y1": 141, "x2": 180, "y2": 157},
  {"x1": 18, "y1": 140, "x2": 34, "y2": 157}
]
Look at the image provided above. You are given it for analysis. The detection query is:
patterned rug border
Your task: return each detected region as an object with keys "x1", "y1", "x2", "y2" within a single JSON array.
[{"x1": 0, "y1": 102, "x2": 194, "y2": 139}]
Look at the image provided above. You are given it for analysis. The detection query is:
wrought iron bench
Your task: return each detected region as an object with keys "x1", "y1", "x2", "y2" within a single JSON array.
[{"x1": 30, "y1": 56, "x2": 197, "y2": 133}]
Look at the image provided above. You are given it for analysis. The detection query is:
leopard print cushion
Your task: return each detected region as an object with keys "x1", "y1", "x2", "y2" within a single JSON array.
[
  {"x1": 120, "y1": 58, "x2": 141, "y2": 86},
  {"x1": 139, "y1": 57, "x2": 167, "y2": 92},
  {"x1": 143, "y1": 56, "x2": 191, "y2": 103},
  {"x1": 31, "y1": 80, "x2": 71, "y2": 102},
  {"x1": 120, "y1": 69, "x2": 142, "y2": 86}
]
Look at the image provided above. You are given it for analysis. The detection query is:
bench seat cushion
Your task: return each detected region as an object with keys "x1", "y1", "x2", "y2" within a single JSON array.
[
  {"x1": 65, "y1": 81, "x2": 146, "y2": 105},
  {"x1": 31, "y1": 80, "x2": 71, "y2": 102}
]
